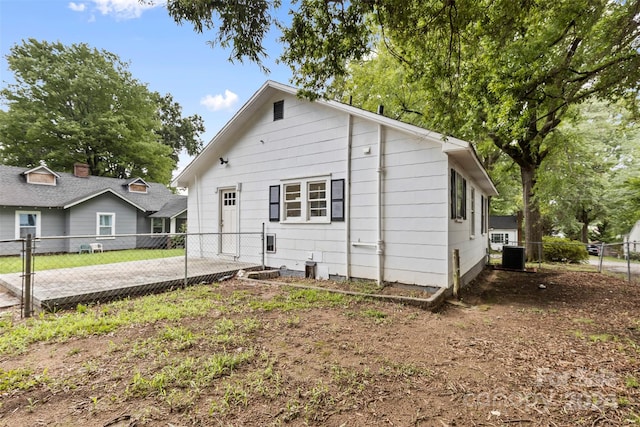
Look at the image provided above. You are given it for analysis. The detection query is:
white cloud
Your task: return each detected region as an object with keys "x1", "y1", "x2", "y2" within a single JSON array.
[
  {"x1": 200, "y1": 90, "x2": 239, "y2": 112},
  {"x1": 91, "y1": 0, "x2": 163, "y2": 20},
  {"x1": 68, "y1": 2, "x2": 86, "y2": 12}
]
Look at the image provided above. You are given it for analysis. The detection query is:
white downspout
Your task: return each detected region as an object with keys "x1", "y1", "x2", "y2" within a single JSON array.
[
  {"x1": 376, "y1": 122, "x2": 384, "y2": 286},
  {"x1": 195, "y1": 174, "x2": 203, "y2": 256},
  {"x1": 346, "y1": 114, "x2": 353, "y2": 280}
]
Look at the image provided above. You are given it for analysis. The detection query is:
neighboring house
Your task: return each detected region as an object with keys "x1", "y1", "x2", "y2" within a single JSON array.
[
  {"x1": 0, "y1": 164, "x2": 187, "y2": 255},
  {"x1": 173, "y1": 81, "x2": 498, "y2": 290},
  {"x1": 489, "y1": 215, "x2": 519, "y2": 251},
  {"x1": 624, "y1": 219, "x2": 640, "y2": 255}
]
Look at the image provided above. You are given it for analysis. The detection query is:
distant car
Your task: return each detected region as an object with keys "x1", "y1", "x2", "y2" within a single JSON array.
[{"x1": 587, "y1": 244, "x2": 600, "y2": 256}]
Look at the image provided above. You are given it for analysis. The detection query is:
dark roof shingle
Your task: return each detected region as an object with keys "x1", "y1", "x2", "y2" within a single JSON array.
[{"x1": 0, "y1": 165, "x2": 184, "y2": 213}]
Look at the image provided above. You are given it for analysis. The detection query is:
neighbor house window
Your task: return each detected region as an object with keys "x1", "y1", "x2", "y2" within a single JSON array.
[
  {"x1": 273, "y1": 100, "x2": 284, "y2": 121},
  {"x1": 491, "y1": 233, "x2": 509, "y2": 244},
  {"x1": 451, "y1": 169, "x2": 467, "y2": 220},
  {"x1": 271, "y1": 176, "x2": 333, "y2": 223},
  {"x1": 97, "y1": 213, "x2": 115, "y2": 238},
  {"x1": 15, "y1": 211, "x2": 40, "y2": 239},
  {"x1": 151, "y1": 218, "x2": 165, "y2": 234}
]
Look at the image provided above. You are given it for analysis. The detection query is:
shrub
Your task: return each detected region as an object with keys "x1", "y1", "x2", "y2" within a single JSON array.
[
  {"x1": 542, "y1": 236, "x2": 589, "y2": 263},
  {"x1": 629, "y1": 251, "x2": 640, "y2": 261}
]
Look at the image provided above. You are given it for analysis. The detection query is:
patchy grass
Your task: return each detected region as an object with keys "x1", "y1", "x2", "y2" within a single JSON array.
[{"x1": 1, "y1": 269, "x2": 639, "y2": 427}]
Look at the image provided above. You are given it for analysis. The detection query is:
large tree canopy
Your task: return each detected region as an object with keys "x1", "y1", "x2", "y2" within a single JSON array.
[
  {"x1": 0, "y1": 39, "x2": 204, "y2": 184},
  {"x1": 165, "y1": 0, "x2": 640, "y2": 257}
]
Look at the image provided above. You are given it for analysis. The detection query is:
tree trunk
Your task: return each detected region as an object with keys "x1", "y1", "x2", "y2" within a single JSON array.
[
  {"x1": 521, "y1": 165, "x2": 543, "y2": 261},
  {"x1": 579, "y1": 208, "x2": 589, "y2": 243}
]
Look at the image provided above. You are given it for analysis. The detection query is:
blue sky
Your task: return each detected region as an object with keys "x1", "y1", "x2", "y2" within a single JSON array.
[{"x1": 0, "y1": 0, "x2": 293, "y2": 171}]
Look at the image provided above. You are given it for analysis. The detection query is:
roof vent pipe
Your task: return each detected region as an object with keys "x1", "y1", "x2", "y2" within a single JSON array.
[{"x1": 377, "y1": 105, "x2": 384, "y2": 115}]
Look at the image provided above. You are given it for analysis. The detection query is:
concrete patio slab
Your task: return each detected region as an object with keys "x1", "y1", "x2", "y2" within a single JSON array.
[{"x1": 0, "y1": 257, "x2": 260, "y2": 311}]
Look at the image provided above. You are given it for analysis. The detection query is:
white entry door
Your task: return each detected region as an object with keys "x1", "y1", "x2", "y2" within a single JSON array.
[{"x1": 221, "y1": 189, "x2": 237, "y2": 254}]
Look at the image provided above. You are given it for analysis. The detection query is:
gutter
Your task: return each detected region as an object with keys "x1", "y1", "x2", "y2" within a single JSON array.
[
  {"x1": 376, "y1": 120, "x2": 384, "y2": 286},
  {"x1": 346, "y1": 114, "x2": 353, "y2": 280}
]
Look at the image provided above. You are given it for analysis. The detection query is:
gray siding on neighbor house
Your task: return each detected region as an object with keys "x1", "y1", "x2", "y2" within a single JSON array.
[
  {"x1": 67, "y1": 193, "x2": 139, "y2": 252},
  {"x1": 0, "y1": 207, "x2": 67, "y2": 255}
]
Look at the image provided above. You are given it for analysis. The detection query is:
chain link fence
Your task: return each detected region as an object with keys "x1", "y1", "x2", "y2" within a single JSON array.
[
  {"x1": 0, "y1": 232, "x2": 265, "y2": 316},
  {"x1": 491, "y1": 240, "x2": 640, "y2": 283}
]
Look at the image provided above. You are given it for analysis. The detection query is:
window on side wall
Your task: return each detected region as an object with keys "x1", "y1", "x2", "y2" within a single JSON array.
[
  {"x1": 481, "y1": 195, "x2": 487, "y2": 234},
  {"x1": 450, "y1": 169, "x2": 467, "y2": 221},
  {"x1": 271, "y1": 176, "x2": 340, "y2": 223},
  {"x1": 470, "y1": 188, "x2": 476, "y2": 237},
  {"x1": 97, "y1": 213, "x2": 115, "y2": 239},
  {"x1": 16, "y1": 211, "x2": 40, "y2": 239},
  {"x1": 151, "y1": 218, "x2": 165, "y2": 234}
]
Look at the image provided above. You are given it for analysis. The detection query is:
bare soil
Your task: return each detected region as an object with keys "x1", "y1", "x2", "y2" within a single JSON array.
[{"x1": 1, "y1": 267, "x2": 639, "y2": 427}]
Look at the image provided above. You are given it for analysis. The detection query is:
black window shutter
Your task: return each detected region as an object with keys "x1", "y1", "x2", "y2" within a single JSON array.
[
  {"x1": 331, "y1": 179, "x2": 345, "y2": 221},
  {"x1": 269, "y1": 185, "x2": 280, "y2": 222},
  {"x1": 462, "y1": 178, "x2": 467, "y2": 220},
  {"x1": 450, "y1": 169, "x2": 456, "y2": 219}
]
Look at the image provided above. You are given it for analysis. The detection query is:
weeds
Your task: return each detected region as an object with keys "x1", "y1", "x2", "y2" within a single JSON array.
[{"x1": 0, "y1": 368, "x2": 49, "y2": 392}]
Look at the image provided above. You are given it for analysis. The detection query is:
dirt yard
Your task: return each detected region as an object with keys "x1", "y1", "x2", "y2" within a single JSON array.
[{"x1": 1, "y1": 267, "x2": 639, "y2": 426}]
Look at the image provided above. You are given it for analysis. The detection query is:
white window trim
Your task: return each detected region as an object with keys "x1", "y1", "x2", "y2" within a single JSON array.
[
  {"x1": 15, "y1": 210, "x2": 41, "y2": 239},
  {"x1": 281, "y1": 176, "x2": 331, "y2": 224},
  {"x1": 96, "y1": 212, "x2": 115, "y2": 239},
  {"x1": 151, "y1": 218, "x2": 165, "y2": 234}
]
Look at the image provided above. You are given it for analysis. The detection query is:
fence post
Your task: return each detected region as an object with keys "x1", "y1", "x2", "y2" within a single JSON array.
[
  {"x1": 23, "y1": 234, "x2": 33, "y2": 318},
  {"x1": 598, "y1": 243, "x2": 604, "y2": 273},
  {"x1": 452, "y1": 249, "x2": 460, "y2": 299},
  {"x1": 627, "y1": 240, "x2": 632, "y2": 282},
  {"x1": 261, "y1": 223, "x2": 265, "y2": 270},
  {"x1": 183, "y1": 233, "x2": 188, "y2": 287}
]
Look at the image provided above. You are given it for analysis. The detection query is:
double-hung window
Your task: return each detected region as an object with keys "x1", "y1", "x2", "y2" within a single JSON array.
[
  {"x1": 283, "y1": 179, "x2": 327, "y2": 221},
  {"x1": 270, "y1": 177, "x2": 344, "y2": 223},
  {"x1": 284, "y1": 182, "x2": 302, "y2": 219},
  {"x1": 97, "y1": 213, "x2": 115, "y2": 238},
  {"x1": 16, "y1": 211, "x2": 40, "y2": 239},
  {"x1": 151, "y1": 218, "x2": 165, "y2": 234}
]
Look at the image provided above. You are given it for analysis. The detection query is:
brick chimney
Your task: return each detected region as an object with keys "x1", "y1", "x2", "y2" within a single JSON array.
[{"x1": 73, "y1": 163, "x2": 90, "y2": 178}]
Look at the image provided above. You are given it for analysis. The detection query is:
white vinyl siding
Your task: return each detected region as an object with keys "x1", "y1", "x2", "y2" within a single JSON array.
[{"x1": 183, "y1": 90, "x2": 492, "y2": 288}]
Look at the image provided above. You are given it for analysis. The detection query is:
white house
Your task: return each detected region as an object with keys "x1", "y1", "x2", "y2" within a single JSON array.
[
  {"x1": 173, "y1": 81, "x2": 498, "y2": 290},
  {"x1": 489, "y1": 215, "x2": 519, "y2": 251},
  {"x1": 625, "y1": 219, "x2": 640, "y2": 255}
]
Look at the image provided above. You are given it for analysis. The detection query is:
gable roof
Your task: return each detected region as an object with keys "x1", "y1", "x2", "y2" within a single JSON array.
[
  {"x1": 148, "y1": 197, "x2": 188, "y2": 219},
  {"x1": 489, "y1": 215, "x2": 518, "y2": 230},
  {"x1": 173, "y1": 80, "x2": 498, "y2": 196},
  {"x1": 0, "y1": 165, "x2": 184, "y2": 213}
]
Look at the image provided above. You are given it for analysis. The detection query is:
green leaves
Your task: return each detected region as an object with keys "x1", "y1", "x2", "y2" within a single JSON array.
[{"x1": 0, "y1": 39, "x2": 202, "y2": 185}]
